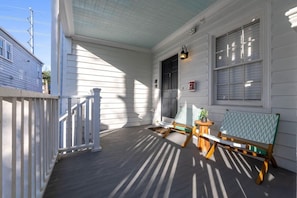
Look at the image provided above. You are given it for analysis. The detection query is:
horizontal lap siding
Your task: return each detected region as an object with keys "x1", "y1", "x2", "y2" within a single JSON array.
[
  {"x1": 0, "y1": 30, "x2": 42, "y2": 92},
  {"x1": 179, "y1": 44, "x2": 209, "y2": 106},
  {"x1": 152, "y1": 33, "x2": 210, "y2": 124},
  {"x1": 271, "y1": 0, "x2": 297, "y2": 172},
  {"x1": 62, "y1": 40, "x2": 152, "y2": 130},
  {"x1": 152, "y1": 0, "x2": 296, "y2": 172}
]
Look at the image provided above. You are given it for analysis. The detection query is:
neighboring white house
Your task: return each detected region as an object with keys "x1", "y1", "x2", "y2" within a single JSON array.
[
  {"x1": 52, "y1": 0, "x2": 297, "y2": 173},
  {"x1": 0, "y1": 27, "x2": 43, "y2": 92}
]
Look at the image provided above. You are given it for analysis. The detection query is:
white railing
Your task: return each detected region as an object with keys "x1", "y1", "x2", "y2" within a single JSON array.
[
  {"x1": 0, "y1": 87, "x2": 59, "y2": 198},
  {"x1": 58, "y1": 88, "x2": 101, "y2": 153}
]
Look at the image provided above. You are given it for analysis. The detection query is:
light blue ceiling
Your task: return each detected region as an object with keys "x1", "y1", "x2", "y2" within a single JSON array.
[{"x1": 71, "y1": 0, "x2": 218, "y2": 49}]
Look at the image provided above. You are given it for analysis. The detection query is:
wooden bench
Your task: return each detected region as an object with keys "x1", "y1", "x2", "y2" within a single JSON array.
[
  {"x1": 162, "y1": 106, "x2": 202, "y2": 148},
  {"x1": 200, "y1": 110, "x2": 280, "y2": 184}
]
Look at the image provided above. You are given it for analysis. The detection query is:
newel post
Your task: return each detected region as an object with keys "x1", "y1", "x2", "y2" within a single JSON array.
[{"x1": 92, "y1": 88, "x2": 102, "y2": 152}]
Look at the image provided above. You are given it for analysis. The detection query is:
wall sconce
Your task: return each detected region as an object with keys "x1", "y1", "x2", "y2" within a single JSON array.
[{"x1": 180, "y1": 45, "x2": 188, "y2": 59}]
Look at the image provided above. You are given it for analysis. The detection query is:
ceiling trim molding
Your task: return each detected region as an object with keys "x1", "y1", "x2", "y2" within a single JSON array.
[
  {"x1": 152, "y1": 0, "x2": 237, "y2": 52},
  {"x1": 59, "y1": 0, "x2": 74, "y2": 36},
  {"x1": 72, "y1": 34, "x2": 152, "y2": 53}
]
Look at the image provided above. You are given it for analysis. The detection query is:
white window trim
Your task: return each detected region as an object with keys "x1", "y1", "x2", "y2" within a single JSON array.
[
  {"x1": 5, "y1": 41, "x2": 13, "y2": 61},
  {"x1": 208, "y1": 5, "x2": 271, "y2": 111},
  {"x1": 0, "y1": 36, "x2": 4, "y2": 57},
  {"x1": 0, "y1": 37, "x2": 13, "y2": 62}
]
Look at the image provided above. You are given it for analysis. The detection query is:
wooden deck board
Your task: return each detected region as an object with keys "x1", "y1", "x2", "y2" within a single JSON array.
[{"x1": 44, "y1": 126, "x2": 296, "y2": 198}]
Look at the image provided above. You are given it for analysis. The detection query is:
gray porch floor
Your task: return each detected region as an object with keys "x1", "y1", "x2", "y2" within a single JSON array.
[{"x1": 44, "y1": 125, "x2": 296, "y2": 198}]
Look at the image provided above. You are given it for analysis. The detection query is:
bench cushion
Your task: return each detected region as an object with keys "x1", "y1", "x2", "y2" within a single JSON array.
[
  {"x1": 174, "y1": 126, "x2": 192, "y2": 133},
  {"x1": 220, "y1": 111, "x2": 280, "y2": 144}
]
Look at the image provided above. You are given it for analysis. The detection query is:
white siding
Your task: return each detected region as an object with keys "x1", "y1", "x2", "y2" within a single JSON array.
[
  {"x1": 0, "y1": 29, "x2": 43, "y2": 92},
  {"x1": 152, "y1": 0, "x2": 297, "y2": 172},
  {"x1": 271, "y1": 0, "x2": 297, "y2": 172},
  {"x1": 61, "y1": 40, "x2": 152, "y2": 130}
]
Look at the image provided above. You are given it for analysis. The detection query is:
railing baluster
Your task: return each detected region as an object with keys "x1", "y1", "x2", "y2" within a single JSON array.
[
  {"x1": 21, "y1": 98, "x2": 25, "y2": 197},
  {"x1": 92, "y1": 88, "x2": 102, "y2": 152},
  {"x1": 32, "y1": 98, "x2": 36, "y2": 198},
  {"x1": 40, "y1": 99, "x2": 45, "y2": 196},
  {"x1": 76, "y1": 100, "x2": 82, "y2": 146},
  {"x1": 28, "y1": 98, "x2": 33, "y2": 198},
  {"x1": 85, "y1": 97, "x2": 90, "y2": 146},
  {"x1": 72, "y1": 111, "x2": 75, "y2": 147},
  {"x1": 12, "y1": 98, "x2": 17, "y2": 198},
  {"x1": 67, "y1": 98, "x2": 72, "y2": 149}
]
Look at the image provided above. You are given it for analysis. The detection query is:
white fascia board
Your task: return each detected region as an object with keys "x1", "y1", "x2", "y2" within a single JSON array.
[{"x1": 59, "y1": 0, "x2": 75, "y2": 36}]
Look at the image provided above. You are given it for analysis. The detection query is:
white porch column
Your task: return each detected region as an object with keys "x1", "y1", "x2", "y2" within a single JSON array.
[{"x1": 92, "y1": 88, "x2": 102, "y2": 152}]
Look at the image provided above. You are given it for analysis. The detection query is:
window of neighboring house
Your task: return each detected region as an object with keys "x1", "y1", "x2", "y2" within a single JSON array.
[
  {"x1": 214, "y1": 19, "x2": 262, "y2": 106},
  {"x1": 0, "y1": 37, "x2": 4, "y2": 57},
  {"x1": 6, "y1": 42, "x2": 12, "y2": 60}
]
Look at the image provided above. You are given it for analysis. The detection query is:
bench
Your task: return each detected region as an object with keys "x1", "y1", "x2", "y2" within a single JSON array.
[
  {"x1": 200, "y1": 110, "x2": 280, "y2": 184},
  {"x1": 162, "y1": 106, "x2": 202, "y2": 148}
]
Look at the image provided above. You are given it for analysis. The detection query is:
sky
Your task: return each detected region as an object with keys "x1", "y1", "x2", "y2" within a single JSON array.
[{"x1": 0, "y1": 0, "x2": 51, "y2": 71}]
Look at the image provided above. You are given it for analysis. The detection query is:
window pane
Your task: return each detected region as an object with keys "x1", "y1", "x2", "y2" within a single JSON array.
[
  {"x1": 217, "y1": 85, "x2": 229, "y2": 100},
  {"x1": 216, "y1": 69, "x2": 229, "y2": 85},
  {"x1": 0, "y1": 39, "x2": 3, "y2": 56},
  {"x1": 230, "y1": 66, "x2": 244, "y2": 84},
  {"x1": 245, "y1": 62, "x2": 262, "y2": 82},
  {"x1": 245, "y1": 82, "x2": 261, "y2": 100},
  {"x1": 6, "y1": 43, "x2": 11, "y2": 60},
  {"x1": 228, "y1": 29, "x2": 242, "y2": 65},
  {"x1": 243, "y1": 20, "x2": 260, "y2": 61},
  {"x1": 229, "y1": 84, "x2": 244, "y2": 100},
  {"x1": 244, "y1": 62, "x2": 262, "y2": 100},
  {"x1": 216, "y1": 51, "x2": 227, "y2": 68},
  {"x1": 216, "y1": 35, "x2": 228, "y2": 68}
]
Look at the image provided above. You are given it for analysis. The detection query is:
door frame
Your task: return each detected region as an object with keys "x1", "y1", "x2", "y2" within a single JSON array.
[{"x1": 160, "y1": 54, "x2": 179, "y2": 119}]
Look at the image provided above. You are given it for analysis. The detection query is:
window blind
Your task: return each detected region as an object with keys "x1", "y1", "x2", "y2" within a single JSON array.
[{"x1": 215, "y1": 19, "x2": 261, "y2": 102}]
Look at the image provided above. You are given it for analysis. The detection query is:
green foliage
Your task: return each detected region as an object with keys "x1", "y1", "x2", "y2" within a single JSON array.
[
  {"x1": 42, "y1": 70, "x2": 51, "y2": 83},
  {"x1": 199, "y1": 108, "x2": 208, "y2": 119}
]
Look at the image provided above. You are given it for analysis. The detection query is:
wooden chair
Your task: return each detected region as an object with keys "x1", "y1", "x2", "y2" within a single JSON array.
[
  {"x1": 199, "y1": 110, "x2": 280, "y2": 184},
  {"x1": 162, "y1": 106, "x2": 202, "y2": 147}
]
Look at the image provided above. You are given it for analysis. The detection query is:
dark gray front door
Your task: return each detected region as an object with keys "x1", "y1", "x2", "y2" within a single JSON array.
[{"x1": 161, "y1": 54, "x2": 178, "y2": 118}]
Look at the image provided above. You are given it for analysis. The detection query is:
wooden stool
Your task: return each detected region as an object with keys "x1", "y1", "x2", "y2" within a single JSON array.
[{"x1": 195, "y1": 120, "x2": 214, "y2": 152}]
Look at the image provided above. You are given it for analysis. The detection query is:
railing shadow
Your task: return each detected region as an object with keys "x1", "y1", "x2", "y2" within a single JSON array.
[{"x1": 44, "y1": 126, "x2": 296, "y2": 198}]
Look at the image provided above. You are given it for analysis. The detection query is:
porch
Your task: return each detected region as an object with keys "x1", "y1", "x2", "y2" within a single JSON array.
[{"x1": 44, "y1": 125, "x2": 296, "y2": 198}]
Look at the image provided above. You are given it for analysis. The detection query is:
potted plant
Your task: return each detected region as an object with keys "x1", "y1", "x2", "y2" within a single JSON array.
[{"x1": 199, "y1": 108, "x2": 208, "y2": 122}]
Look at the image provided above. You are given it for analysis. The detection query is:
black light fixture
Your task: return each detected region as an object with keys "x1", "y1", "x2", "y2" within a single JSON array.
[{"x1": 180, "y1": 45, "x2": 188, "y2": 59}]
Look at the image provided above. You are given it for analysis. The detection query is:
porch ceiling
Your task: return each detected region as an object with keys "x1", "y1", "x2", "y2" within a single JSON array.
[{"x1": 60, "y1": 0, "x2": 218, "y2": 50}]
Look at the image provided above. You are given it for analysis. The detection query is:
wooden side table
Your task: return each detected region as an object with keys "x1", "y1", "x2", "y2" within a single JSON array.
[{"x1": 195, "y1": 120, "x2": 214, "y2": 152}]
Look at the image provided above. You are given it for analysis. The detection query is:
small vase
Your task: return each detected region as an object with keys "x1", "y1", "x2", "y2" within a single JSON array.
[{"x1": 201, "y1": 117, "x2": 207, "y2": 123}]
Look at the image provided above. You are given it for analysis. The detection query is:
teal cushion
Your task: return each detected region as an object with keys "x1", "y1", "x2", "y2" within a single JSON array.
[
  {"x1": 175, "y1": 126, "x2": 192, "y2": 133},
  {"x1": 249, "y1": 145, "x2": 267, "y2": 155}
]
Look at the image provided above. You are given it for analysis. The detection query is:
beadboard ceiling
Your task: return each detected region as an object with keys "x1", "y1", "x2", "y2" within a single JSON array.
[{"x1": 60, "y1": 0, "x2": 218, "y2": 50}]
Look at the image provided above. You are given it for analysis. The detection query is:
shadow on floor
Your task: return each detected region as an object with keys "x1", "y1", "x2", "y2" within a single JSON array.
[{"x1": 44, "y1": 125, "x2": 296, "y2": 198}]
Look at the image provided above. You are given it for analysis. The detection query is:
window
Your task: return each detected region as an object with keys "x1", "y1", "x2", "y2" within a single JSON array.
[
  {"x1": 0, "y1": 38, "x2": 13, "y2": 61},
  {"x1": 0, "y1": 38, "x2": 4, "y2": 57},
  {"x1": 6, "y1": 42, "x2": 12, "y2": 60},
  {"x1": 214, "y1": 19, "x2": 262, "y2": 106}
]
